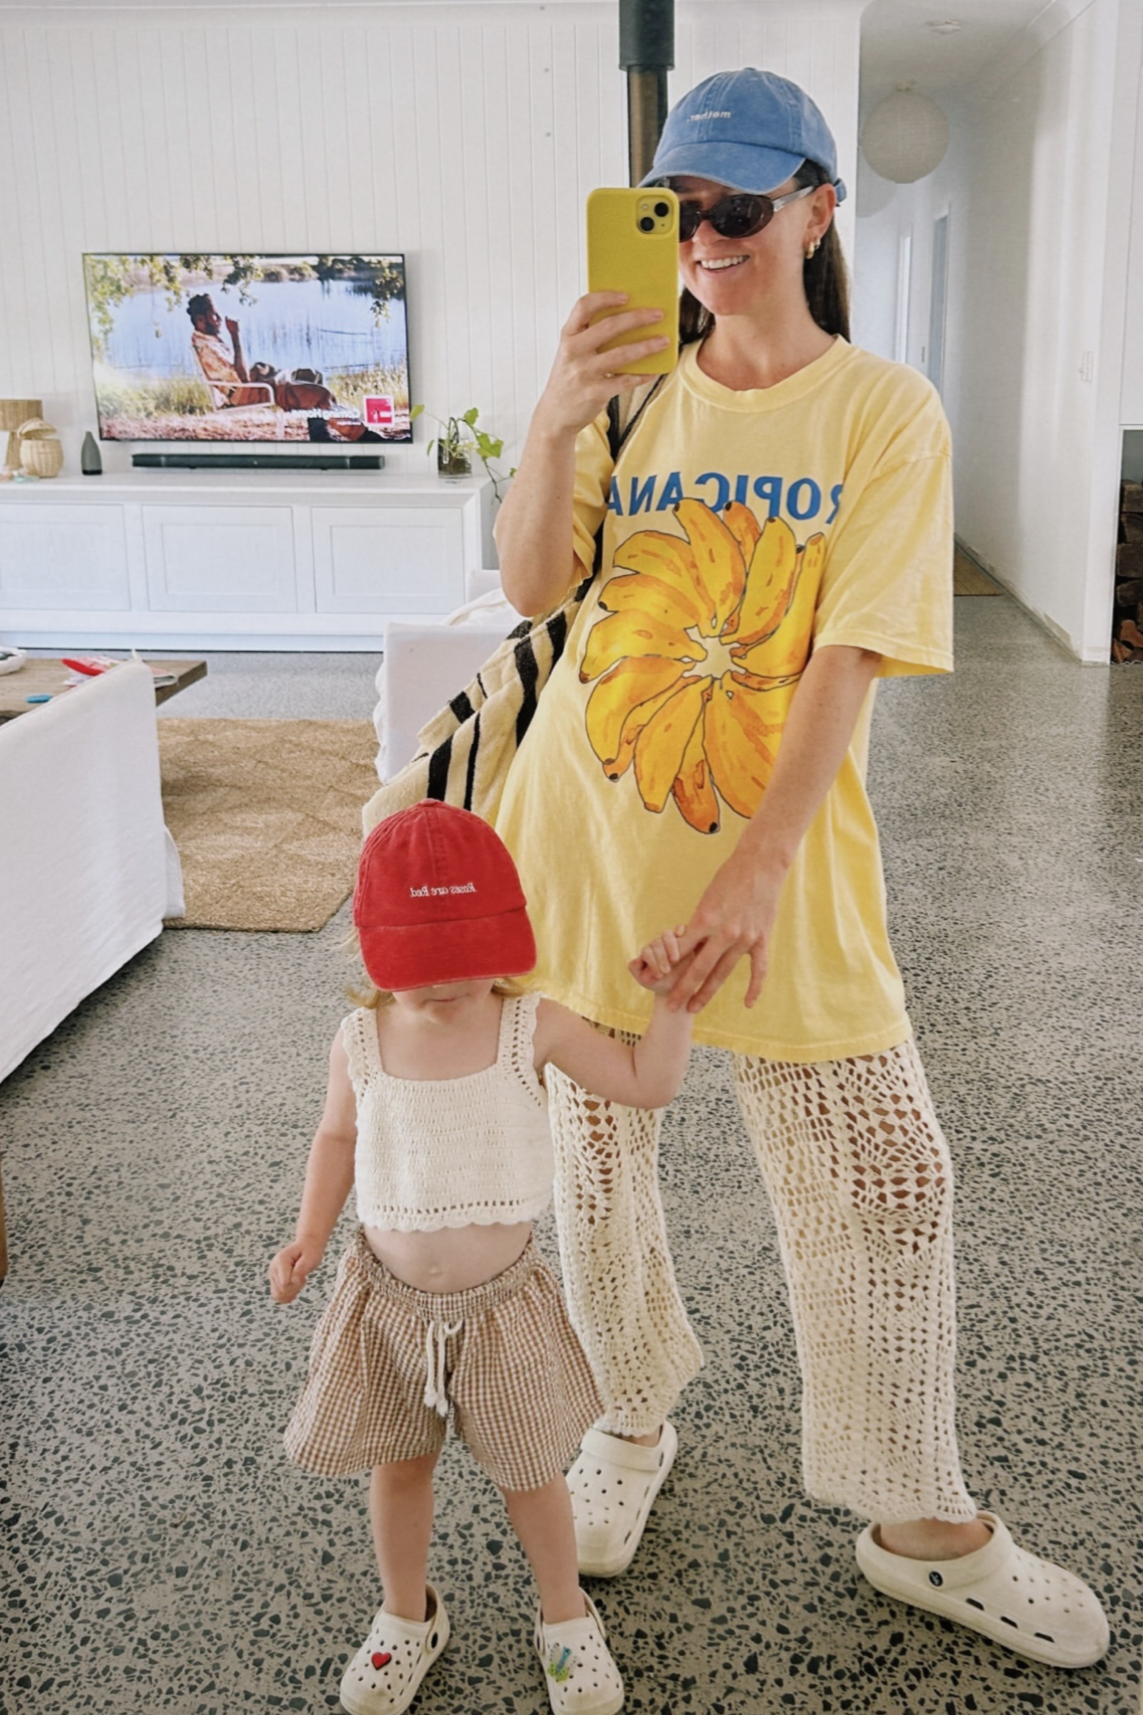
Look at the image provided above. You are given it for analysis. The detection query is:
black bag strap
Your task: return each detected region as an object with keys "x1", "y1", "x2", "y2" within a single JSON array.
[{"x1": 588, "y1": 373, "x2": 666, "y2": 583}]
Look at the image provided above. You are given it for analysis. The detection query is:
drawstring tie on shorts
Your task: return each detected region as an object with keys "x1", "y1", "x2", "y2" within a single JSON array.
[{"x1": 423, "y1": 1317, "x2": 463, "y2": 1417}]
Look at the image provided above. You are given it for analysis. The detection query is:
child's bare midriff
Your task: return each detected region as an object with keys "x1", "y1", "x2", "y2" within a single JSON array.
[{"x1": 363, "y1": 1219, "x2": 533, "y2": 1293}]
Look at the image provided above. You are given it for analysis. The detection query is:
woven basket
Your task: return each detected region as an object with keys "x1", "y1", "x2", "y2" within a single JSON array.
[{"x1": 17, "y1": 418, "x2": 63, "y2": 478}]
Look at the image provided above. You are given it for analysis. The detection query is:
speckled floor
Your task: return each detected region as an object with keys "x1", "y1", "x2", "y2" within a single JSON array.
[{"x1": 3, "y1": 603, "x2": 1142, "y2": 1715}]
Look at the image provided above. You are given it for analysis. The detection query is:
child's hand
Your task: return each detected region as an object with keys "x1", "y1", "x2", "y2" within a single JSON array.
[
  {"x1": 269, "y1": 1239, "x2": 323, "y2": 1304},
  {"x1": 629, "y1": 926, "x2": 688, "y2": 994}
]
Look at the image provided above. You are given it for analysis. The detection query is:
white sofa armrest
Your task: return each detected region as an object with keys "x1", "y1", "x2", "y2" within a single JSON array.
[
  {"x1": 0, "y1": 661, "x2": 169, "y2": 1082},
  {"x1": 374, "y1": 613, "x2": 517, "y2": 781}
]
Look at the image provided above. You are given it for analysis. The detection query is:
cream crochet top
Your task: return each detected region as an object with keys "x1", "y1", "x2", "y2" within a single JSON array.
[{"x1": 341, "y1": 993, "x2": 553, "y2": 1233}]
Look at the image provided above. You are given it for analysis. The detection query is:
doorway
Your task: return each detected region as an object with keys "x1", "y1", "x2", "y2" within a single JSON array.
[{"x1": 928, "y1": 212, "x2": 949, "y2": 394}]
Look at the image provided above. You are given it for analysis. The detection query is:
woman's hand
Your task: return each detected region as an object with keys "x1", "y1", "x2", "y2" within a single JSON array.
[
  {"x1": 662, "y1": 646, "x2": 884, "y2": 1015},
  {"x1": 531, "y1": 291, "x2": 671, "y2": 441},
  {"x1": 497, "y1": 291, "x2": 671, "y2": 617},
  {"x1": 269, "y1": 1237, "x2": 324, "y2": 1304},
  {"x1": 663, "y1": 846, "x2": 786, "y2": 1013}
]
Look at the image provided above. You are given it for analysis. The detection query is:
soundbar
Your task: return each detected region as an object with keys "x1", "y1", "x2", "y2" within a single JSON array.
[{"x1": 131, "y1": 452, "x2": 384, "y2": 471}]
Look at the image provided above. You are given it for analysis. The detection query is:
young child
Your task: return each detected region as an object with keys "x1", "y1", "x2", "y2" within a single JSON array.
[{"x1": 270, "y1": 799, "x2": 693, "y2": 1715}]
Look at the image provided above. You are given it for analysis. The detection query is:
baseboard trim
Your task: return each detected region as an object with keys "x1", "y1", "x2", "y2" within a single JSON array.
[{"x1": 953, "y1": 537, "x2": 1100, "y2": 665}]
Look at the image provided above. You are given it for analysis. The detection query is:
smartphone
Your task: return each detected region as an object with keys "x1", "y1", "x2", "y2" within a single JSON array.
[{"x1": 586, "y1": 187, "x2": 679, "y2": 376}]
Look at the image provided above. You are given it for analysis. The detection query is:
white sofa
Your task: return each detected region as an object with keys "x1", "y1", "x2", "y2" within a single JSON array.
[
  {"x1": 0, "y1": 660, "x2": 179, "y2": 1084},
  {"x1": 373, "y1": 577, "x2": 518, "y2": 782}
]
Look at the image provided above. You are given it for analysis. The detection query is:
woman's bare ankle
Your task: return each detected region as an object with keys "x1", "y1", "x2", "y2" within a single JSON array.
[{"x1": 876, "y1": 1516, "x2": 992, "y2": 1560}]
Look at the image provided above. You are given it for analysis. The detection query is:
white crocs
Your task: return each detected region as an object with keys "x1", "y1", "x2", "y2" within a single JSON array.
[
  {"x1": 535, "y1": 1591, "x2": 624, "y2": 1715},
  {"x1": 856, "y1": 1512, "x2": 1109, "y2": 1669},
  {"x1": 567, "y1": 1422, "x2": 678, "y2": 1578},
  {"x1": 339, "y1": 1585, "x2": 450, "y2": 1715}
]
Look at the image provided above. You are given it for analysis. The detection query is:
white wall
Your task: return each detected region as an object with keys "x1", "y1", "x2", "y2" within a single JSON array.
[
  {"x1": 855, "y1": 0, "x2": 1143, "y2": 662},
  {"x1": 852, "y1": 129, "x2": 964, "y2": 383},
  {"x1": 1119, "y1": 16, "x2": 1143, "y2": 428},
  {"x1": 0, "y1": 0, "x2": 862, "y2": 482}
]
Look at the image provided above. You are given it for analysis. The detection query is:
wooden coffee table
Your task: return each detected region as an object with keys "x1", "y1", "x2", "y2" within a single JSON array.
[{"x1": 0, "y1": 657, "x2": 207, "y2": 723}]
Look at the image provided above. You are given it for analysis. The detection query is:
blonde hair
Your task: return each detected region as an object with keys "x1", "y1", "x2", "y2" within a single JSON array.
[{"x1": 342, "y1": 925, "x2": 527, "y2": 1009}]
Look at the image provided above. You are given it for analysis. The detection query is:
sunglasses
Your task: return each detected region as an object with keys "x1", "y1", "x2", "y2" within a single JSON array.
[{"x1": 676, "y1": 184, "x2": 816, "y2": 243}]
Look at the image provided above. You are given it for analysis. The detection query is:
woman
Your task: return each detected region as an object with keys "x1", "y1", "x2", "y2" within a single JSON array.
[{"x1": 492, "y1": 68, "x2": 1108, "y2": 1669}]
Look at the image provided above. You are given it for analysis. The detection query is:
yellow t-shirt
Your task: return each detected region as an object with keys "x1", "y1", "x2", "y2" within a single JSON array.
[{"x1": 495, "y1": 337, "x2": 953, "y2": 1060}]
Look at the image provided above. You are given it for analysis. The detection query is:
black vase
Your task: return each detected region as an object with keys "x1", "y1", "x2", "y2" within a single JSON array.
[{"x1": 81, "y1": 431, "x2": 102, "y2": 476}]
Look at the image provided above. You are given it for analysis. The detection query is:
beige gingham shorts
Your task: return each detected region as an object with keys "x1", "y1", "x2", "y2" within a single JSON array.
[{"x1": 283, "y1": 1228, "x2": 601, "y2": 1492}]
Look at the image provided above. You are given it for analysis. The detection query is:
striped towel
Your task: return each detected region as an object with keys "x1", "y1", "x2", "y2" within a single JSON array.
[{"x1": 362, "y1": 575, "x2": 594, "y2": 835}]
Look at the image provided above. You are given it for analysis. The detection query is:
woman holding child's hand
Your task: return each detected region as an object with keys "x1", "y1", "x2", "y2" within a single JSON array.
[{"x1": 490, "y1": 64, "x2": 1108, "y2": 1671}]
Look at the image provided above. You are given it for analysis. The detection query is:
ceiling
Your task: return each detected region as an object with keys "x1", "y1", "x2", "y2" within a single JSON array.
[{"x1": 859, "y1": 0, "x2": 1063, "y2": 105}]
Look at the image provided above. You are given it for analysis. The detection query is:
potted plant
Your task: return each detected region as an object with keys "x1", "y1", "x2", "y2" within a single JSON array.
[{"x1": 411, "y1": 404, "x2": 515, "y2": 501}]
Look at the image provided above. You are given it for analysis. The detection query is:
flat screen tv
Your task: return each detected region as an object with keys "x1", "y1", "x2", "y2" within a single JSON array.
[{"x1": 82, "y1": 252, "x2": 412, "y2": 443}]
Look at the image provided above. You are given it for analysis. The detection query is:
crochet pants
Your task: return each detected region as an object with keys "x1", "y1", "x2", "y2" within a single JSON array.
[{"x1": 547, "y1": 1037, "x2": 978, "y2": 1525}]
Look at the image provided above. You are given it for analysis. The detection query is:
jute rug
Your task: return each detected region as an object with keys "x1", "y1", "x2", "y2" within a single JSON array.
[
  {"x1": 954, "y1": 546, "x2": 1002, "y2": 595},
  {"x1": 158, "y1": 718, "x2": 379, "y2": 931}
]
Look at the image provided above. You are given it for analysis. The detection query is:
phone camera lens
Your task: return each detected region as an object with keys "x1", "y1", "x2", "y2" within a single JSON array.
[
  {"x1": 638, "y1": 216, "x2": 655, "y2": 232},
  {"x1": 654, "y1": 201, "x2": 670, "y2": 218}
]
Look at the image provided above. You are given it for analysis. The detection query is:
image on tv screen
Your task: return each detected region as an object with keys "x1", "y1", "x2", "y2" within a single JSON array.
[{"x1": 82, "y1": 253, "x2": 412, "y2": 443}]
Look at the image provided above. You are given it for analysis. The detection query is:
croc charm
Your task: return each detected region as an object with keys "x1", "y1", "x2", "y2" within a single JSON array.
[
  {"x1": 546, "y1": 1645, "x2": 575, "y2": 1683},
  {"x1": 371, "y1": 1651, "x2": 392, "y2": 1669}
]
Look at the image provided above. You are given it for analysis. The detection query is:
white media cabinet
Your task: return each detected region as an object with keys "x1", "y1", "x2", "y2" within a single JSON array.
[{"x1": 0, "y1": 470, "x2": 493, "y2": 650}]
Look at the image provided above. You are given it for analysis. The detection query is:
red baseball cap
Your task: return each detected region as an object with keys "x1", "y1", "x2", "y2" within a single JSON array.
[{"x1": 353, "y1": 799, "x2": 537, "y2": 991}]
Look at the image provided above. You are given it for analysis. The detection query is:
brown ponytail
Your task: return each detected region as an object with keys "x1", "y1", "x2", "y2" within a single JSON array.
[{"x1": 677, "y1": 160, "x2": 850, "y2": 347}]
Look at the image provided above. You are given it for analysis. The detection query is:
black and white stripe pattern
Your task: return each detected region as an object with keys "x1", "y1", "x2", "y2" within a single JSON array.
[{"x1": 362, "y1": 381, "x2": 663, "y2": 836}]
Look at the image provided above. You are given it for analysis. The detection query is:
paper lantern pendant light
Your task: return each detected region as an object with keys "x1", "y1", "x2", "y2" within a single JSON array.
[{"x1": 861, "y1": 83, "x2": 949, "y2": 184}]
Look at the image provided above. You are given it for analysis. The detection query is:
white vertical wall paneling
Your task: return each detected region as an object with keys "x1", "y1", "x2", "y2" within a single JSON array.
[
  {"x1": 137, "y1": 32, "x2": 171, "y2": 245},
  {"x1": 527, "y1": 24, "x2": 560, "y2": 395},
  {"x1": 411, "y1": 25, "x2": 446, "y2": 421},
  {"x1": 180, "y1": 31, "x2": 210, "y2": 241},
  {"x1": 90, "y1": 30, "x2": 126, "y2": 243},
  {"x1": 383, "y1": 27, "x2": 419, "y2": 266},
  {"x1": 270, "y1": 30, "x2": 307, "y2": 242},
  {"x1": 295, "y1": 27, "x2": 330, "y2": 249},
  {"x1": 480, "y1": 24, "x2": 516, "y2": 438},
  {"x1": 159, "y1": 31, "x2": 193, "y2": 249},
  {"x1": 0, "y1": 4, "x2": 863, "y2": 474},
  {"x1": 317, "y1": 28, "x2": 352, "y2": 248},
  {"x1": 227, "y1": 31, "x2": 264, "y2": 247},
  {"x1": 64, "y1": 30, "x2": 103, "y2": 404},
  {"x1": 435, "y1": 23, "x2": 472, "y2": 407},
  {"x1": 68, "y1": 30, "x2": 106, "y2": 252},
  {"x1": 40, "y1": 32, "x2": 74, "y2": 400},
  {"x1": 245, "y1": 29, "x2": 276, "y2": 244},
  {"x1": 386, "y1": 23, "x2": 424, "y2": 449},
  {"x1": 503, "y1": 20, "x2": 540, "y2": 421},
  {"x1": 3, "y1": 34, "x2": 36, "y2": 395},
  {"x1": 464, "y1": 23, "x2": 499, "y2": 428},
  {"x1": 340, "y1": 28, "x2": 378, "y2": 251},
  {"x1": 550, "y1": 18, "x2": 584, "y2": 307}
]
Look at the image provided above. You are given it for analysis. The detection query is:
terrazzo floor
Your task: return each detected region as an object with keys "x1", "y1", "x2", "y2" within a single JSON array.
[{"x1": 3, "y1": 601, "x2": 1142, "y2": 1715}]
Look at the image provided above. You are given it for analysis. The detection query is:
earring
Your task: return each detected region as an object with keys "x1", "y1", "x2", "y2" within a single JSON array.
[{"x1": 805, "y1": 239, "x2": 820, "y2": 260}]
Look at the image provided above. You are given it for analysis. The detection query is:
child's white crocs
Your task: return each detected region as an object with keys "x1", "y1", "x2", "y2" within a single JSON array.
[
  {"x1": 535, "y1": 1591, "x2": 624, "y2": 1715},
  {"x1": 567, "y1": 1422, "x2": 678, "y2": 1577},
  {"x1": 339, "y1": 1585, "x2": 450, "y2": 1715},
  {"x1": 855, "y1": 1512, "x2": 1109, "y2": 1669}
]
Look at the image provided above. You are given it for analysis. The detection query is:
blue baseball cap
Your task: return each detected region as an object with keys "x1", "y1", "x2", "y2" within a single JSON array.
[{"x1": 641, "y1": 68, "x2": 846, "y2": 203}]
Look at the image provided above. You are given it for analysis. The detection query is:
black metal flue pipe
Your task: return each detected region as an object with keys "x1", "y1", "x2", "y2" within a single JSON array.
[{"x1": 618, "y1": 0, "x2": 674, "y2": 186}]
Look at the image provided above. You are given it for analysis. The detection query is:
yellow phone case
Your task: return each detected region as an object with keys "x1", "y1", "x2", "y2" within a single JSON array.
[{"x1": 586, "y1": 187, "x2": 679, "y2": 375}]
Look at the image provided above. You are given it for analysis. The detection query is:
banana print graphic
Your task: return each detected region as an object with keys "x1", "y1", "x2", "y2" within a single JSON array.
[{"x1": 581, "y1": 501, "x2": 826, "y2": 832}]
